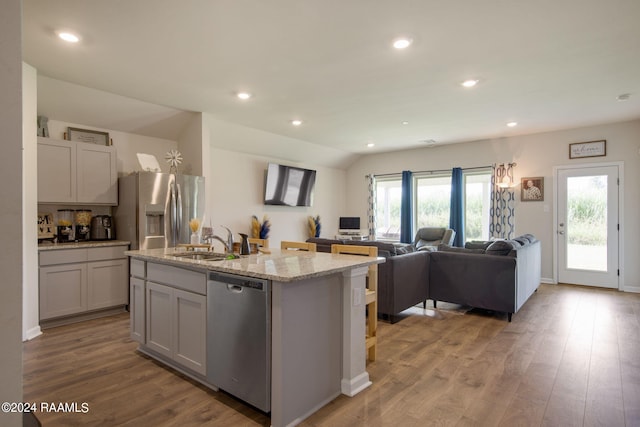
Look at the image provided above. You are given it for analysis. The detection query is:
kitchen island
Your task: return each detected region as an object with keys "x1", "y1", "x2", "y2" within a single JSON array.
[{"x1": 126, "y1": 247, "x2": 383, "y2": 427}]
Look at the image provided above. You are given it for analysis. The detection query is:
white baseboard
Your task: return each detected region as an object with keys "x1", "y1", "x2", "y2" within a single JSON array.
[
  {"x1": 23, "y1": 325, "x2": 42, "y2": 341},
  {"x1": 541, "y1": 277, "x2": 555, "y2": 284},
  {"x1": 623, "y1": 285, "x2": 640, "y2": 293}
]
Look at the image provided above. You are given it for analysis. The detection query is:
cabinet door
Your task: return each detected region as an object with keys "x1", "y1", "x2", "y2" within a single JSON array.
[
  {"x1": 130, "y1": 277, "x2": 145, "y2": 344},
  {"x1": 37, "y1": 138, "x2": 76, "y2": 203},
  {"x1": 76, "y1": 144, "x2": 117, "y2": 204},
  {"x1": 146, "y1": 281, "x2": 173, "y2": 358},
  {"x1": 87, "y1": 259, "x2": 128, "y2": 310},
  {"x1": 39, "y1": 263, "x2": 87, "y2": 320},
  {"x1": 173, "y1": 288, "x2": 207, "y2": 375}
]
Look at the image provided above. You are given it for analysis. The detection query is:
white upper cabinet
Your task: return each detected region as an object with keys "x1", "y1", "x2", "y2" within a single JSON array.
[{"x1": 38, "y1": 137, "x2": 117, "y2": 205}]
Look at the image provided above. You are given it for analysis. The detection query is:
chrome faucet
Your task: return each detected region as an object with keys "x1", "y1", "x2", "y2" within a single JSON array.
[{"x1": 205, "y1": 226, "x2": 234, "y2": 253}]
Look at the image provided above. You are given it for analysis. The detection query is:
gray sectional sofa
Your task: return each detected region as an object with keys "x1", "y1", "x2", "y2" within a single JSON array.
[
  {"x1": 307, "y1": 234, "x2": 541, "y2": 322},
  {"x1": 429, "y1": 235, "x2": 541, "y2": 321}
]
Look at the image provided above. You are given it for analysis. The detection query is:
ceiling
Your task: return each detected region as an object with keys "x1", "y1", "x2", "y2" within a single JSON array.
[{"x1": 23, "y1": 0, "x2": 640, "y2": 162}]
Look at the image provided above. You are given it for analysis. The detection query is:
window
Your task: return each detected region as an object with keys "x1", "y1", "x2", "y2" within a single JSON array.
[
  {"x1": 464, "y1": 171, "x2": 492, "y2": 241},
  {"x1": 414, "y1": 174, "x2": 451, "y2": 229},
  {"x1": 373, "y1": 168, "x2": 492, "y2": 243},
  {"x1": 375, "y1": 176, "x2": 402, "y2": 240}
]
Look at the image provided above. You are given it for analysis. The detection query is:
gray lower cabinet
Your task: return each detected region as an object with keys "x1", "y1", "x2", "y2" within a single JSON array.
[
  {"x1": 133, "y1": 260, "x2": 207, "y2": 376},
  {"x1": 130, "y1": 276, "x2": 146, "y2": 344},
  {"x1": 39, "y1": 262, "x2": 88, "y2": 319},
  {"x1": 39, "y1": 245, "x2": 129, "y2": 321}
]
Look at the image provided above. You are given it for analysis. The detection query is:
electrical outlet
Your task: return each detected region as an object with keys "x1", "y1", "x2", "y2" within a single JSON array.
[{"x1": 353, "y1": 288, "x2": 362, "y2": 306}]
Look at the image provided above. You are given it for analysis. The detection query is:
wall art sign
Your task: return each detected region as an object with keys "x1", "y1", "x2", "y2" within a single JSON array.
[
  {"x1": 38, "y1": 212, "x2": 54, "y2": 239},
  {"x1": 569, "y1": 140, "x2": 606, "y2": 159},
  {"x1": 67, "y1": 127, "x2": 111, "y2": 146},
  {"x1": 521, "y1": 177, "x2": 544, "y2": 202}
]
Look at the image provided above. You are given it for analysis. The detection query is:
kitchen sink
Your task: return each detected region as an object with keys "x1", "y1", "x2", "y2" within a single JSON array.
[{"x1": 172, "y1": 252, "x2": 229, "y2": 261}]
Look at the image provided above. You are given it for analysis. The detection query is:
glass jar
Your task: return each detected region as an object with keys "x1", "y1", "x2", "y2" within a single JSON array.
[
  {"x1": 57, "y1": 209, "x2": 74, "y2": 242},
  {"x1": 75, "y1": 209, "x2": 92, "y2": 241}
]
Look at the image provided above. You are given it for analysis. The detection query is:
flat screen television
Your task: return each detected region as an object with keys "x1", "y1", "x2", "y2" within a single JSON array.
[
  {"x1": 339, "y1": 217, "x2": 361, "y2": 233},
  {"x1": 264, "y1": 163, "x2": 316, "y2": 207}
]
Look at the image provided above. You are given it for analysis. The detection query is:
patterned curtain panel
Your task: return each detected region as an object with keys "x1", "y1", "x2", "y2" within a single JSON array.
[
  {"x1": 489, "y1": 164, "x2": 516, "y2": 239},
  {"x1": 366, "y1": 174, "x2": 376, "y2": 240}
]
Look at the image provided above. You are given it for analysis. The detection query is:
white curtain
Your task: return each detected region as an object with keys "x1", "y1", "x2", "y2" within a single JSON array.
[
  {"x1": 366, "y1": 174, "x2": 376, "y2": 240},
  {"x1": 489, "y1": 164, "x2": 516, "y2": 239}
]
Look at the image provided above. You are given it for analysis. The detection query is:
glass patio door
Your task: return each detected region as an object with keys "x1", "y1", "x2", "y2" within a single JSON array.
[{"x1": 557, "y1": 165, "x2": 619, "y2": 288}]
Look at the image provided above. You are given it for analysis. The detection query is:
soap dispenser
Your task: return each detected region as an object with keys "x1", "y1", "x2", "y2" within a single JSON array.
[{"x1": 238, "y1": 233, "x2": 251, "y2": 255}]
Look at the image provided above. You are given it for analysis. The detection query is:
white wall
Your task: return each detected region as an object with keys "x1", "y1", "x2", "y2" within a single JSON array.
[
  {"x1": 204, "y1": 127, "x2": 347, "y2": 250},
  {"x1": 46, "y1": 119, "x2": 178, "y2": 175},
  {"x1": 178, "y1": 113, "x2": 205, "y2": 176},
  {"x1": 1, "y1": 0, "x2": 24, "y2": 424},
  {"x1": 23, "y1": 62, "x2": 41, "y2": 341},
  {"x1": 347, "y1": 119, "x2": 640, "y2": 290}
]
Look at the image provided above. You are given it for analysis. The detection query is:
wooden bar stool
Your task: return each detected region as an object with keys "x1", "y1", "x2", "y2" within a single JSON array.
[
  {"x1": 280, "y1": 241, "x2": 317, "y2": 252},
  {"x1": 331, "y1": 244, "x2": 377, "y2": 362}
]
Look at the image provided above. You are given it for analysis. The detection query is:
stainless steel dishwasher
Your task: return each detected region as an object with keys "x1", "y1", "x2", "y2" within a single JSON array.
[{"x1": 207, "y1": 271, "x2": 271, "y2": 412}]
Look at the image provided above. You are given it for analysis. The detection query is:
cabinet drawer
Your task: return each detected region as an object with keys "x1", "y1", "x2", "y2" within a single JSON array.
[
  {"x1": 147, "y1": 262, "x2": 206, "y2": 295},
  {"x1": 40, "y1": 249, "x2": 87, "y2": 266},
  {"x1": 131, "y1": 259, "x2": 146, "y2": 278},
  {"x1": 87, "y1": 245, "x2": 127, "y2": 261}
]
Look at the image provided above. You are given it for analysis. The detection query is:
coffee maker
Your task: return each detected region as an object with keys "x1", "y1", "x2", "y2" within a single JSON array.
[{"x1": 90, "y1": 215, "x2": 114, "y2": 240}]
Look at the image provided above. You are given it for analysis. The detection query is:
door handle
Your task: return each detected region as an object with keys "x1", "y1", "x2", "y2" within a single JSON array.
[{"x1": 558, "y1": 231, "x2": 565, "y2": 235}]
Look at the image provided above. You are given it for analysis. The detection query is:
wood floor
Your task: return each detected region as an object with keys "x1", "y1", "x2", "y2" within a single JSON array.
[{"x1": 23, "y1": 283, "x2": 640, "y2": 426}]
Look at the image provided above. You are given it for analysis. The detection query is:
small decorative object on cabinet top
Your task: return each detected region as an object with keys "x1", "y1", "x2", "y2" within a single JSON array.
[
  {"x1": 308, "y1": 215, "x2": 321, "y2": 238},
  {"x1": 165, "y1": 149, "x2": 183, "y2": 174},
  {"x1": 37, "y1": 116, "x2": 49, "y2": 137},
  {"x1": 569, "y1": 140, "x2": 606, "y2": 159},
  {"x1": 67, "y1": 127, "x2": 110, "y2": 146},
  {"x1": 521, "y1": 177, "x2": 544, "y2": 202}
]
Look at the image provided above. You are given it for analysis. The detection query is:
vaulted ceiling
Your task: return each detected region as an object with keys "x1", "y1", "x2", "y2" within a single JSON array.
[{"x1": 23, "y1": 0, "x2": 640, "y2": 162}]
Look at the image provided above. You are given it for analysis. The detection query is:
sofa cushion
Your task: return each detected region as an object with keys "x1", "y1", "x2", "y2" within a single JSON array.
[
  {"x1": 513, "y1": 236, "x2": 529, "y2": 247},
  {"x1": 394, "y1": 243, "x2": 415, "y2": 254},
  {"x1": 486, "y1": 240, "x2": 517, "y2": 256},
  {"x1": 465, "y1": 240, "x2": 492, "y2": 250},
  {"x1": 438, "y1": 244, "x2": 486, "y2": 254}
]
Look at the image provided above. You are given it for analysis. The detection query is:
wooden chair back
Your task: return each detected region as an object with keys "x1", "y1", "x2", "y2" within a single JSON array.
[{"x1": 280, "y1": 241, "x2": 317, "y2": 252}]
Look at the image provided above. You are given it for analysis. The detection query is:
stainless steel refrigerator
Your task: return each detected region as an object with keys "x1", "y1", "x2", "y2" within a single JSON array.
[{"x1": 114, "y1": 172, "x2": 205, "y2": 250}]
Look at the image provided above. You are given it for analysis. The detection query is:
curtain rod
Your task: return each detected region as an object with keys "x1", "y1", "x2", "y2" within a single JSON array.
[{"x1": 370, "y1": 165, "x2": 492, "y2": 178}]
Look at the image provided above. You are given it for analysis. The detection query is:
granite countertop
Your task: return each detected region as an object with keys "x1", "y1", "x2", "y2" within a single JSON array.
[
  {"x1": 38, "y1": 240, "x2": 131, "y2": 251},
  {"x1": 126, "y1": 247, "x2": 384, "y2": 282}
]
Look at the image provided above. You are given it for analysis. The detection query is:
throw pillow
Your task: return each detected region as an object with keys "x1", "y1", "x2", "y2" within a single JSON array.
[
  {"x1": 465, "y1": 240, "x2": 492, "y2": 250},
  {"x1": 485, "y1": 240, "x2": 516, "y2": 256},
  {"x1": 438, "y1": 244, "x2": 485, "y2": 254}
]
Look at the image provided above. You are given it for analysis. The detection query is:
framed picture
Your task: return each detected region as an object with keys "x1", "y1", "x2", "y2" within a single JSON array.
[
  {"x1": 569, "y1": 140, "x2": 606, "y2": 159},
  {"x1": 521, "y1": 177, "x2": 544, "y2": 202},
  {"x1": 38, "y1": 212, "x2": 55, "y2": 239},
  {"x1": 67, "y1": 127, "x2": 110, "y2": 146}
]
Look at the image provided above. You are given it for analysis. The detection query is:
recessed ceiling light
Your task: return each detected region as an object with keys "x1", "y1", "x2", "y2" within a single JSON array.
[
  {"x1": 507, "y1": 121, "x2": 518, "y2": 127},
  {"x1": 401, "y1": 121, "x2": 409, "y2": 125},
  {"x1": 291, "y1": 119, "x2": 303, "y2": 126},
  {"x1": 367, "y1": 142, "x2": 375, "y2": 148},
  {"x1": 58, "y1": 32, "x2": 80, "y2": 43},
  {"x1": 237, "y1": 92, "x2": 252, "y2": 100},
  {"x1": 461, "y1": 79, "x2": 479, "y2": 88},
  {"x1": 392, "y1": 38, "x2": 412, "y2": 49}
]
